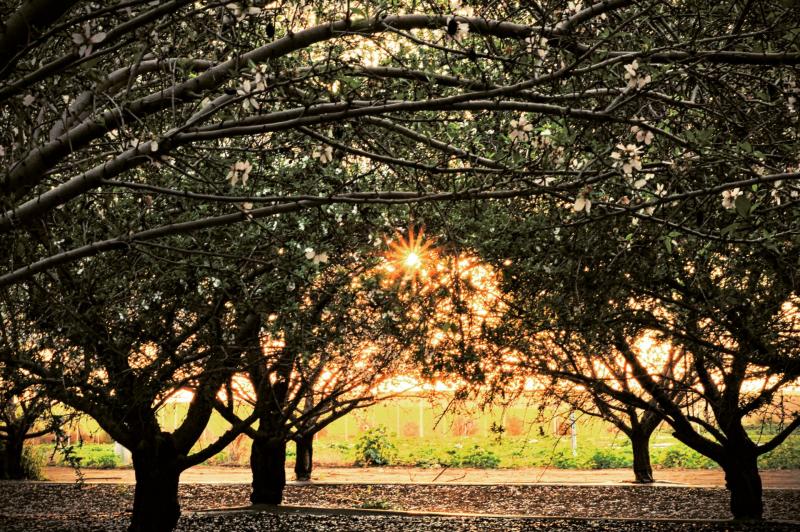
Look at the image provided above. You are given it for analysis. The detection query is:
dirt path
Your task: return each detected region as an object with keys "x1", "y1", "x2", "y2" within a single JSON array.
[{"x1": 41, "y1": 466, "x2": 800, "y2": 488}]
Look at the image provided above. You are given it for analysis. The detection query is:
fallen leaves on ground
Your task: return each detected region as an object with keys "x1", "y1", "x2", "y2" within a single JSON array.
[{"x1": 1, "y1": 482, "x2": 798, "y2": 531}]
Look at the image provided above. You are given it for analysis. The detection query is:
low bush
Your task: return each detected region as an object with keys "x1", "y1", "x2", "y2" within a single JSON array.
[
  {"x1": 354, "y1": 426, "x2": 397, "y2": 466},
  {"x1": 446, "y1": 445, "x2": 501, "y2": 468},
  {"x1": 551, "y1": 451, "x2": 579, "y2": 469},
  {"x1": 589, "y1": 449, "x2": 632, "y2": 469},
  {"x1": 759, "y1": 436, "x2": 800, "y2": 469},
  {"x1": 656, "y1": 447, "x2": 716, "y2": 469}
]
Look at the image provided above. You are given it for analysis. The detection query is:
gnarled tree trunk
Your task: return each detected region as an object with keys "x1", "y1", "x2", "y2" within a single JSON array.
[
  {"x1": 0, "y1": 433, "x2": 25, "y2": 480},
  {"x1": 129, "y1": 433, "x2": 182, "y2": 532},
  {"x1": 630, "y1": 425, "x2": 655, "y2": 483},
  {"x1": 250, "y1": 436, "x2": 286, "y2": 504},
  {"x1": 722, "y1": 449, "x2": 763, "y2": 520},
  {"x1": 294, "y1": 434, "x2": 313, "y2": 481}
]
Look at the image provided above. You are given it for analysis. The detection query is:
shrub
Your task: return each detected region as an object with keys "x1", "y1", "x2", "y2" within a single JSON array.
[
  {"x1": 411, "y1": 446, "x2": 443, "y2": 468},
  {"x1": 56, "y1": 444, "x2": 122, "y2": 469},
  {"x1": 354, "y1": 426, "x2": 396, "y2": 466},
  {"x1": 759, "y1": 437, "x2": 800, "y2": 469},
  {"x1": 359, "y1": 499, "x2": 394, "y2": 510},
  {"x1": 505, "y1": 417, "x2": 524, "y2": 437},
  {"x1": 88, "y1": 454, "x2": 121, "y2": 469},
  {"x1": 657, "y1": 447, "x2": 716, "y2": 469},
  {"x1": 447, "y1": 445, "x2": 500, "y2": 468},
  {"x1": 552, "y1": 451, "x2": 579, "y2": 469},
  {"x1": 589, "y1": 449, "x2": 631, "y2": 469},
  {"x1": 20, "y1": 446, "x2": 46, "y2": 480}
]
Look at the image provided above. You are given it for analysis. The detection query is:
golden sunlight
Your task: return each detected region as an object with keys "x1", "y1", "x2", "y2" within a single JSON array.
[
  {"x1": 385, "y1": 226, "x2": 436, "y2": 279},
  {"x1": 404, "y1": 251, "x2": 422, "y2": 269}
]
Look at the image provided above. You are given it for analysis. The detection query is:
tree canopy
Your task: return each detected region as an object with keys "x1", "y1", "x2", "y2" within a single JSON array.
[{"x1": 2, "y1": 1, "x2": 800, "y2": 530}]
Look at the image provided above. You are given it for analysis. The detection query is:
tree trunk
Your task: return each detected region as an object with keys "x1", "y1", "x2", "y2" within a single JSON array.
[
  {"x1": 722, "y1": 450, "x2": 763, "y2": 520},
  {"x1": 129, "y1": 433, "x2": 182, "y2": 532},
  {"x1": 294, "y1": 434, "x2": 313, "y2": 481},
  {"x1": 250, "y1": 437, "x2": 286, "y2": 504},
  {"x1": 630, "y1": 428, "x2": 654, "y2": 483},
  {"x1": 0, "y1": 435, "x2": 25, "y2": 480}
]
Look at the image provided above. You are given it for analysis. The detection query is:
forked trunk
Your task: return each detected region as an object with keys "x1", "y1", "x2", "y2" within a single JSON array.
[
  {"x1": 294, "y1": 434, "x2": 313, "y2": 481},
  {"x1": 722, "y1": 450, "x2": 763, "y2": 520},
  {"x1": 250, "y1": 437, "x2": 286, "y2": 504},
  {"x1": 129, "y1": 434, "x2": 182, "y2": 532}
]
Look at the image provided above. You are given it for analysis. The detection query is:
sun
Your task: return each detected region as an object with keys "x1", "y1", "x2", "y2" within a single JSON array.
[
  {"x1": 404, "y1": 251, "x2": 422, "y2": 269},
  {"x1": 385, "y1": 226, "x2": 436, "y2": 279}
]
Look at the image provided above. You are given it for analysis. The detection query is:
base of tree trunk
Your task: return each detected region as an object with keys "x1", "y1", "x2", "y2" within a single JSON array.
[
  {"x1": 129, "y1": 434, "x2": 182, "y2": 532},
  {"x1": 631, "y1": 431, "x2": 655, "y2": 484},
  {"x1": 250, "y1": 438, "x2": 286, "y2": 504},
  {"x1": 294, "y1": 435, "x2": 313, "y2": 481},
  {"x1": 723, "y1": 455, "x2": 764, "y2": 520},
  {"x1": 0, "y1": 437, "x2": 26, "y2": 480}
]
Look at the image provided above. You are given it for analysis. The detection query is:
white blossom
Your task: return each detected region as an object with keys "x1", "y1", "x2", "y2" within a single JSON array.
[
  {"x1": 573, "y1": 194, "x2": 591, "y2": 213},
  {"x1": 227, "y1": 160, "x2": 252, "y2": 186},
  {"x1": 721, "y1": 187, "x2": 742, "y2": 209},
  {"x1": 304, "y1": 247, "x2": 329, "y2": 264},
  {"x1": 525, "y1": 36, "x2": 549, "y2": 59},
  {"x1": 225, "y1": 3, "x2": 260, "y2": 22},
  {"x1": 631, "y1": 124, "x2": 654, "y2": 145},
  {"x1": 313, "y1": 145, "x2": 334, "y2": 164},
  {"x1": 611, "y1": 143, "x2": 643, "y2": 175},
  {"x1": 22, "y1": 94, "x2": 35, "y2": 107},
  {"x1": 236, "y1": 80, "x2": 260, "y2": 111},
  {"x1": 633, "y1": 173, "x2": 653, "y2": 189},
  {"x1": 771, "y1": 181, "x2": 783, "y2": 205},
  {"x1": 623, "y1": 60, "x2": 651, "y2": 89},
  {"x1": 71, "y1": 23, "x2": 106, "y2": 57},
  {"x1": 509, "y1": 115, "x2": 534, "y2": 142}
]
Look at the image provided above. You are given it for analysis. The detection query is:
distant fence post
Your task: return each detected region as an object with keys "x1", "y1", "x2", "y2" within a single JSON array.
[
  {"x1": 419, "y1": 400, "x2": 424, "y2": 438},
  {"x1": 570, "y1": 411, "x2": 577, "y2": 457}
]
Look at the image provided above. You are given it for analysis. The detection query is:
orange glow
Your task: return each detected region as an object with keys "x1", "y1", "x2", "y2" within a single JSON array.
[{"x1": 385, "y1": 226, "x2": 437, "y2": 281}]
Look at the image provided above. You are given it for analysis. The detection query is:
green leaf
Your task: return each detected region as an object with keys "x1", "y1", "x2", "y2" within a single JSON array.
[
  {"x1": 735, "y1": 195, "x2": 751, "y2": 218},
  {"x1": 721, "y1": 222, "x2": 739, "y2": 236}
]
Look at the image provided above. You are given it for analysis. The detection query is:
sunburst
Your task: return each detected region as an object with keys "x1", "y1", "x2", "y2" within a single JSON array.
[{"x1": 385, "y1": 226, "x2": 437, "y2": 281}]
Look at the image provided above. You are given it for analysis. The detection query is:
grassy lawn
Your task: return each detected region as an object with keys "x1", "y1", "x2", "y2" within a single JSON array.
[{"x1": 31, "y1": 398, "x2": 800, "y2": 471}]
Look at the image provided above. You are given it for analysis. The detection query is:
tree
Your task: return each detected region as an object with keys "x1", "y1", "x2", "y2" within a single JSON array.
[
  {"x1": 3, "y1": 1, "x2": 800, "y2": 527},
  {"x1": 0, "y1": 251, "x2": 265, "y2": 532},
  {"x1": 496, "y1": 317, "x2": 693, "y2": 483},
  {"x1": 0, "y1": 286, "x2": 70, "y2": 480},
  {"x1": 465, "y1": 195, "x2": 800, "y2": 519},
  {"x1": 214, "y1": 247, "x2": 419, "y2": 504},
  {"x1": 0, "y1": 384, "x2": 55, "y2": 480}
]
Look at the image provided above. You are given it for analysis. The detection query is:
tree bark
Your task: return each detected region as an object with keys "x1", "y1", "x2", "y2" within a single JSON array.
[
  {"x1": 129, "y1": 433, "x2": 182, "y2": 532},
  {"x1": 294, "y1": 434, "x2": 313, "y2": 481},
  {"x1": 722, "y1": 450, "x2": 763, "y2": 520},
  {"x1": 0, "y1": 434, "x2": 25, "y2": 480},
  {"x1": 250, "y1": 437, "x2": 286, "y2": 504},
  {"x1": 630, "y1": 427, "x2": 655, "y2": 483}
]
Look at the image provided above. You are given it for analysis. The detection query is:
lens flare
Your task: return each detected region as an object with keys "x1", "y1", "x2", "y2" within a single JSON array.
[{"x1": 385, "y1": 226, "x2": 436, "y2": 281}]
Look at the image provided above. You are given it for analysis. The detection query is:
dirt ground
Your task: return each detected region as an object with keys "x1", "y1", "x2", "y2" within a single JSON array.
[
  {"x1": 41, "y1": 465, "x2": 800, "y2": 488},
  {"x1": 2, "y1": 481, "x2": 799, "y2": 531}
]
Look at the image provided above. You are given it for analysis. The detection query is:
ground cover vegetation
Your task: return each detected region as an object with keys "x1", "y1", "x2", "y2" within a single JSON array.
[{"x1": 1, "y1": 0, "x2": 800, "y2": 530}]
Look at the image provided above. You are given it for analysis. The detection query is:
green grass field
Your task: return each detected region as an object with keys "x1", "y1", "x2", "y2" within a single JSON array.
[{"x1": 33, "y1": 397, "x2": 800, "y2": 471}]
